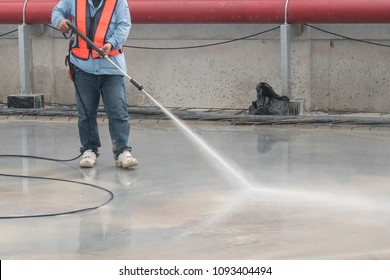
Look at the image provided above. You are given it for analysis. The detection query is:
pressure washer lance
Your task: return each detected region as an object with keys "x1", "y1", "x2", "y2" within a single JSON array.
[{"x1": 66, "y1": 21, "x2": 144, "y2": 91}]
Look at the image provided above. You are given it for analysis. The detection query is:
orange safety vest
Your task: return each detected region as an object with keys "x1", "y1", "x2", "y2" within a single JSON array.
[{"x1": 72, "y1": 0, "x2": 122, "y2": 59}]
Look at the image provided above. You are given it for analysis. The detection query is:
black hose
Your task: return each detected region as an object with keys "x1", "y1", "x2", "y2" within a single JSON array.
[{"x1": 0, "y1": 173, "x2": 114, "y2": 220}]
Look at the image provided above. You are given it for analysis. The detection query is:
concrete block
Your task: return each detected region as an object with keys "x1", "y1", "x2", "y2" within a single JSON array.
[{"x1": 7, "y1": 94, "x2": 45, "y2": 109}]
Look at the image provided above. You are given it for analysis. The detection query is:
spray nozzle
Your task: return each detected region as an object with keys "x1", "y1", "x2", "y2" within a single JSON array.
[{"x1": 130, "y1": 79, "x2": 144, "y2": 91}]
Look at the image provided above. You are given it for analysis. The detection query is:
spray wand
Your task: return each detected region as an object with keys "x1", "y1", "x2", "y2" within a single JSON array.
[{"x1": 66, "y1": 21, "x2": 144, "y2": 91}]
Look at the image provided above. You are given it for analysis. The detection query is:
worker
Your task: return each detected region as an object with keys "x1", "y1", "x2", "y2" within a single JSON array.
[{"x1": 51, "y1": 0, "x2": 138, "y2": 168}]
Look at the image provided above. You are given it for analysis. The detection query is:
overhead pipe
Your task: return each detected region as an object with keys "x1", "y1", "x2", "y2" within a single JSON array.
[
  {"x1": 288, "y1": 1, "x2": 390, "y2": 24},
  {"x1": 1, "y1": 0, "x2": 390, "y2": 25},
  {"x1": 129, "y1": 0, "x2": 286, "y2": 24},
  {"x1": 0, "y1": 1, "x2": 25, "y2": 24}
]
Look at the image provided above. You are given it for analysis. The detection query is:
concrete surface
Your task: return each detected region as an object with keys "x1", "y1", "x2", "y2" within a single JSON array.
[{"x1": 1, "y1": 116, "x2": 390, "y2": 260}]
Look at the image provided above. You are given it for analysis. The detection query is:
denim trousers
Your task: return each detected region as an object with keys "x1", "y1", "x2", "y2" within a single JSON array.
[{"x1": 74, "y1": 67, "x2": 131, "y2": 159}]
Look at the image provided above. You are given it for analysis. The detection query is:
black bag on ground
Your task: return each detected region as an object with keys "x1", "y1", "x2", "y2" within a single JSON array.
[{"x1": 249, "y1": 82, "x2": 290, "y2": 115}]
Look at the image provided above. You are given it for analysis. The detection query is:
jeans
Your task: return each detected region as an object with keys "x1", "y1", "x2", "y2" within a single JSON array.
[{"x1": 74, "y1": 66, "x2": 131, "y2": 159}]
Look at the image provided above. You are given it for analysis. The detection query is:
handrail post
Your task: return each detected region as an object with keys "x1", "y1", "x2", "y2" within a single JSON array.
[
  {"x1": 18, "y1": 24, "x2": 32, "y2": 96},
  {"x1": 7, "y1": 24, "x2": 45, "y2": 108},
  {"x1": 280, "y1": 23, "x2": 291, "y2": 98}
]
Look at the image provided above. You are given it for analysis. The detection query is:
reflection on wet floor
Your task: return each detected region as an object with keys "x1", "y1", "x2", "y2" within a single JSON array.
[{"x1": 1, "y1": 117, "x2": 390, "y2": 259}]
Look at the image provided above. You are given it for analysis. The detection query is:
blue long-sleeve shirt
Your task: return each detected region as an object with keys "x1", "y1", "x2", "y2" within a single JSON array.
[{"x1": 51, "y1": 0, "x2": 131, "y2": 76}]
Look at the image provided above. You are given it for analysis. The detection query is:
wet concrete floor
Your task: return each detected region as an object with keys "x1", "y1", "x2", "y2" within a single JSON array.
[{"x1": 1, "y1": 116, "x2": 390, "y2": 260}]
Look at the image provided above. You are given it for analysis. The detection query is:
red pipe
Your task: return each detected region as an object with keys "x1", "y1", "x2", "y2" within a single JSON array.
[
  {"x1": 288, "y1": 1, "x2": 390, "y2": 24},
  {"x1": 0, "y1": 0, "x2": 390, "y2": 25},
  {"x1": 0, "y1": 1, "x2": 25, "y2": 24},
  {"x1": 129, "y1": 1, "x2": 286, "y2": 24}
]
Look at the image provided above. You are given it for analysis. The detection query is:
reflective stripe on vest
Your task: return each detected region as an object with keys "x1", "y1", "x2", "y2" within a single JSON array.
[{"x1": 72, "y1": 0, "x2": 121, "y2": 59}]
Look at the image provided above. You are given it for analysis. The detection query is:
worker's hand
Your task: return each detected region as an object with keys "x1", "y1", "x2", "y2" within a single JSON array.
[
  {"x1": 101, "y1": 43, "x2": 113, "y2": 55},
  {"x1": 58, "y1": 19, "x2": 71, "y2": 33}
]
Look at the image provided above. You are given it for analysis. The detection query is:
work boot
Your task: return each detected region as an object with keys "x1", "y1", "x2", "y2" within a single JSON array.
[
  {"x1": 115, "y1": 150, "x2": 138, "y2": 168},
  {"x1": 80, "y1": 149, "x2": 97, "y2": 168}
]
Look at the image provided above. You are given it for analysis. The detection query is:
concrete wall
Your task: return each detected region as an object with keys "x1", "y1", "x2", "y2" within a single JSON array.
[{"x1": 1, "y1": 23, "x2": 390, "y2": 113}]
